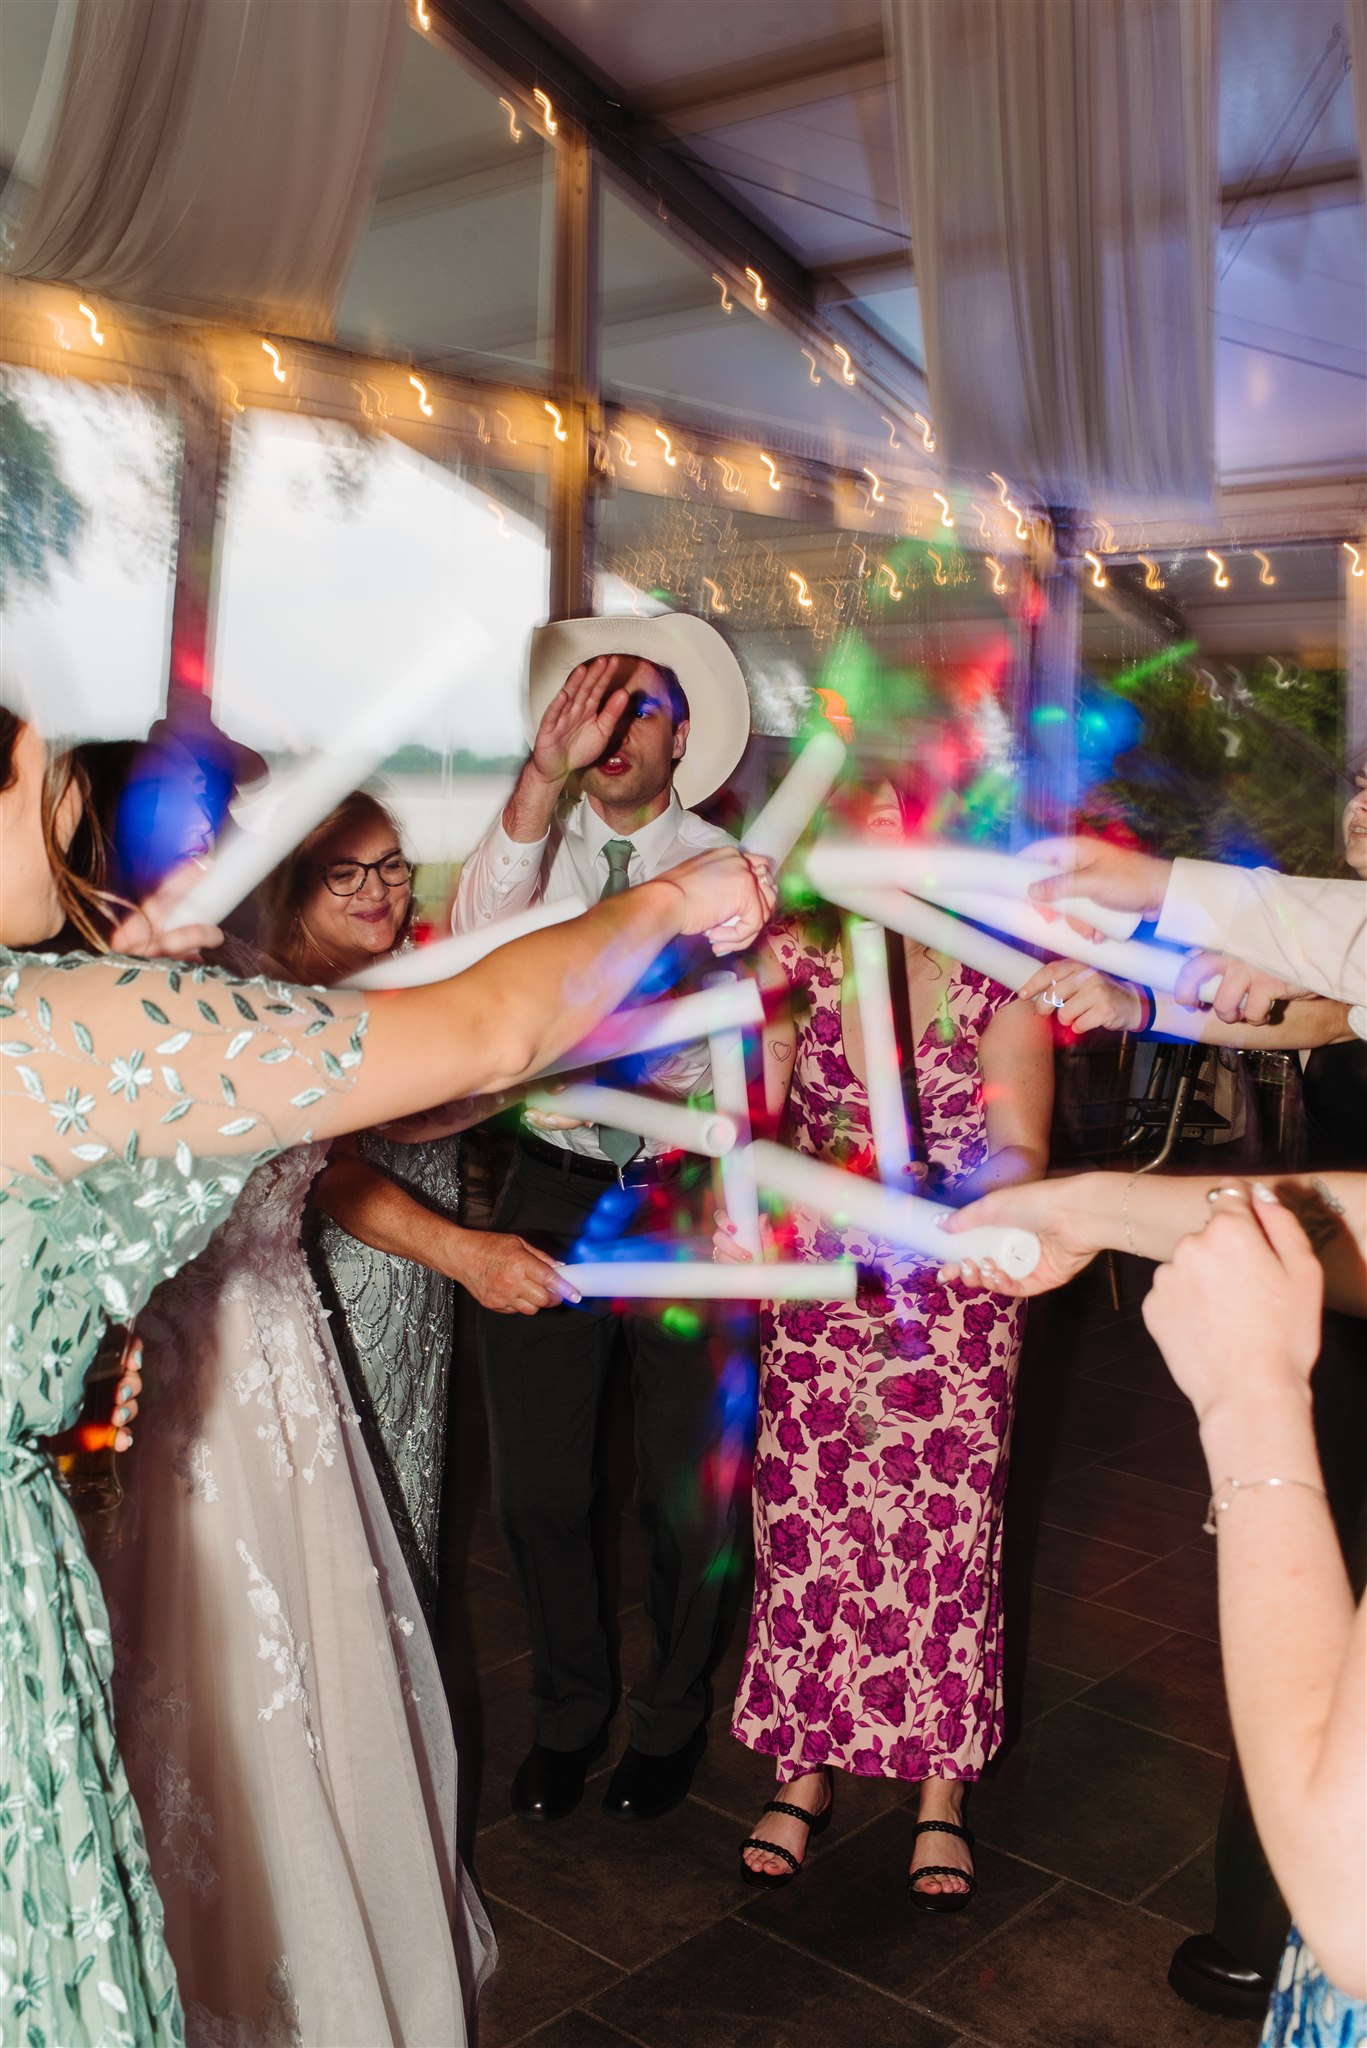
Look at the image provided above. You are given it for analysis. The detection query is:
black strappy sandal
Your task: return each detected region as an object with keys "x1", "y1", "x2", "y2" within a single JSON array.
[
  {"x1": 739, "y1": 1780, "x2": 833, "y2": 1890},
  {"x1": 907, "y1": 1818, "x2": 977, "y2": 1914}
]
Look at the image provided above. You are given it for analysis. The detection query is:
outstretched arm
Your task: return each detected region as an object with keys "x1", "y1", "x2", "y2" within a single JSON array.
[{"x1": 1142, "y1": 1190, "x2": 1365, "y2": 1998}]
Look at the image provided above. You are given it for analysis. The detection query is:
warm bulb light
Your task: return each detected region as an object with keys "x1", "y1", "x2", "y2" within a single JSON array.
[
  {"x1": 862, "y1": 468, "x2": 885, "y2": 504},
  {"x1": 612, "y1": 430, "x2": 637, "y2": 468},
  {"x1": 77, "y1": 301, "x2": 104, "y2": 346},
  {"x1": 1344, "y1": 542, "x2": 1364, "y2": 579},
  {"x1": 912, "y1": 411, "x2": 936, "y2": 452},
  {"x1": 1139, "y1": 554, "x2": 1165, "y2": 591},
  {"x1": 745, "y1": 267, "x2": 768, "y2": 311},
  {"x1": 499, "y1": 97, "x2": 523, "y2": 141},
  {"x1": 261, "y1": 340, "x2": 285, "y2": 383},
  {"x1": 932, "y1": 490, "x2": 954, "y2": 530},
  {"x1": 787, "y1": 569, "x2": 813, "y2": 610},
  {"x1": 1252, "y1": 550, "x2": 1275, "y2": 587},
  {"x1": 533, "y1": 89, "x2": 557, "y2": 135},
  {"x1": 928, "y1": 548, "x2": 948, "y2": 588},
  {"x1": 1083, "y1": 550, "x2": 1107, "y2": 589},
  {"x1": 802, "y1": 349, "x2": 822, "y2": 385},
  {"x1": 881, "y1": 416, "x2": 900, "y2": 448},
  {"x1": 655, "y1": 427, "x2": 677, "y2": 468},
  {"x1": 544, "y1": 400, "x2": 567, "y2": 442},
  {"x1": 877, "y1": 563, "x2": 904, "y2": 601},
  {"x1": 415, "y1": 0, "x2": 430, "y2": 26},
  {"x1": 985, "y1": 555, "x2": 1006, "y2": 595},
  {"x1": 702, "y1": 577, "x2": 729, "y2": 613},
  {"x1": 1207, "y1": 549, "x2": 1230, "y2": 590},
  {"x1": 834, "y1": 345, "x2": 856, "y2": 386},
  {"x1": 712, "y1": 274, "x2": 733, "y2": 313},
  {"x1": 760, "y1": 453, "x2": 781, "y2": 492},
  {"x1": 409, "y1": 374, "x2": 433, "y2": 417}
]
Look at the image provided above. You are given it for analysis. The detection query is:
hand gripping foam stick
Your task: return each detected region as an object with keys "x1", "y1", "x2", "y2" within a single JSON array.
[
  {"x1": 706, "y1": 973, "x2": 762, "y2": 1255},
  {"x1": 171, "y1": 622, "x2": 492, "y2": 928},
  {"x1": 807, "y1": 840, "x2": 1141, "y2": 941},
  {"x1": 748, "y1": 1139, "x2": 1042, "y2": 1280},
  {"x1": 344, "y1": 897, "x2": 588, "y2": 989},
  {"x1": 743, "y1": 730, "x2": 848, "y2": 867},
  {"x1": 524, "y1": 1084, "x2": 737, "y2": 1157},
  {"x1": 538, "y1": 978, "x2": 765, "y2": 1077},
  {"x1": 845, "y1": 917, "x2": 916, "y2": 1187},
  {"x1": 558, "y1": 1259, "x2": 859, "y2": 1301},
  {"x1": 927, "y1": 889, "x2": 1212, "y2": 999}
]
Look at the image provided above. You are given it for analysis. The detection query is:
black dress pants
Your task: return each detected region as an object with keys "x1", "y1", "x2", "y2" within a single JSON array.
[{"x1": 477, "y1": 1142, "x2": 745, "y2": 1757}]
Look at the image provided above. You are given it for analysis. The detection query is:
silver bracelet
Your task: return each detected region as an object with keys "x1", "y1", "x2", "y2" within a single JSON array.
[
  {"x1": 1120, "y1": 1174, "x2": 1139, "y2": 1255},
  {"x1": 1203, "y1": 1475, "x2": 1329, "y2": 1537}
]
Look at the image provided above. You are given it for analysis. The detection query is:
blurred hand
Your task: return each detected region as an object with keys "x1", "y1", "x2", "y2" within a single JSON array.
[
  {"x1": 711, "y1": 1206, "x2": 771, "y2": 1264},
  {"x1": 523, "y1": 1080, "x2": 590, "y2": 1132},
  {"x1": 1024, "y1": 836, "x2": 1171, "y2": 935},
  {"x1": 664, "y1": 847, "x2": 775, "y2": 956},
  {"x1": 109, "y1": 860, "x2": 224, "y2": 962},
  {"x1": 530, "y1": 657, "x2": 631, "y2": 785},
  {"x1": 1019, "y1": 959, "x2": 1143, "y2": 1034},
  {"x1": 1173, "y1": 950, "x2": 1304, "y2": 1024},
  {"x1": 936, "y1": 1178, "x2": 1099, "y2": 1298},
  {"x1": 109, "y1": 1332, "x2": 143, "y2": 1451},
  {"x1": 1141, "y1": 1186, "x2": 1321, "y2": 1424},
  {"x1": 450, "y1": 1231, "x2": 580, "y2": 1313}
]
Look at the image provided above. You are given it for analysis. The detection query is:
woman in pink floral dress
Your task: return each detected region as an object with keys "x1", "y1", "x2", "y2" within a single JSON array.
[{"x1": 718, "y1": 796, "x2": 1052, "y2": 1904}]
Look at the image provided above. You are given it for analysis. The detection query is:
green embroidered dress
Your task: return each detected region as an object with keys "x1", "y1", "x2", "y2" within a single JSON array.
[{"x1": 0, "y1": 946, "x2": 366, "y2": 2048}]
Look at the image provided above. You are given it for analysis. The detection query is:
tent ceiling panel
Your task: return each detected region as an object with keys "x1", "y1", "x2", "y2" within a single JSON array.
[
  {"x1": 1217, "y1": 0, "x2": 1359, "y2": 187},
  {"x1": 512, "y1": 0, "x2": 885, "y2": 95}
]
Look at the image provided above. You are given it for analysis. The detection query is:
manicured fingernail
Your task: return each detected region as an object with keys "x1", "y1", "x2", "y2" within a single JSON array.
[
  {"x1": 1251, "y1": 1181, "x2": 1279, "y2": 1203},
  {"x1": 114, "y1": 1405, "x2": 130, "y2": 1425},
  {"x1": 115, "y1": 1430, "x2": 132, "y2": 1452}
]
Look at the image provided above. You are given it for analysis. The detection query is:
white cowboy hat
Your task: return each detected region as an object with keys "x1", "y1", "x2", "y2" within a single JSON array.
[{"x1": 525, "y1": 612, "x2": 752, "y2": 809}]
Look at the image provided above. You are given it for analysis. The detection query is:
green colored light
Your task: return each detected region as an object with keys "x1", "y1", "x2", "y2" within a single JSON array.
[
  {"x1": 662, "y1": 1305, "x2": 704, "y2": 1341},
  {"x1": 1112, "y1": 638, "x2": 1199, "y2": 689}
]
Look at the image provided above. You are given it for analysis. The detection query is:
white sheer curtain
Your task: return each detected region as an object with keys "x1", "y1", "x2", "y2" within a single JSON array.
[
  {"x1": 6, "y1": 0, "x2": 404, "y2": 337},
  {"x1": 886, "y1": 0, "x2": 1217, "y2": 509}
]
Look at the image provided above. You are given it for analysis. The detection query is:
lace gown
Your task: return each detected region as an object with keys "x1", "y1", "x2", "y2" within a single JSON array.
[
  {"x1": 309, "y1": 1131, "x2": 462, "y2": 1603},
  {"x1": 732, "y1": 921, "x2": 1026, "y2": 1783},
  {"x1": 90, "y1": 1142, "x2": 493, "y2": 2046},
  {"x1": 0, "y1": 946, "x2": 368, "y2": 2047}
]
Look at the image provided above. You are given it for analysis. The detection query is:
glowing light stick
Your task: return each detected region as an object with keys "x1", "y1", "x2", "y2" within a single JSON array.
[
  {"x1": 539, "y1": 979, "x2": 765, "y2": 1077},
  {"x1": 560, "y1": 1258, "x2": 858, "y2": 1301},
  {"x1": 806, "y1": 840, "x2": 1141, "y2": 942},
  {"x1": 171, "y1": 624, "x2": 491, "y2": 928},
  {"x1": 524, "y1": 1084, "x2": 737, "y2": 1157},
  {"x1": 928, "y1": 888, "x2": 1206, "y2": 999},
  {"x1": 830, "y1": 887, "x2": 1037, "y2": 993},
  {"x1": 845, "y1": 917, "x2": 914, "y2": 1187},
  {"x1": 343, "y1": 897, "x2": 588, "y2": 989},
  {"x1": 743, "y1": 731, "x2": 847, "y2": 868},
  {"x1": 707, "y1": 973, "x2": 761, "y2": 1255},
  {"x1": 748, "y1": 1141, "x2": 1041, "y2": 1279}
]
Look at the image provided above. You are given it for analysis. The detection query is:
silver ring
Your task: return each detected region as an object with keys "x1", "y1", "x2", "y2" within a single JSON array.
[
  {"x1": 1205, "y1": 1184, "x2": 1245, "y2": 1205},
  {"x1": 1042, "y1": 988, "x2": 1065, "y2": 1011}
]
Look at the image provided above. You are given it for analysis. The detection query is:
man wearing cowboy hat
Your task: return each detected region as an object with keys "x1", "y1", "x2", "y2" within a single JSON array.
[{"x1": 452, "y1": 611, "x2": 753, "y2": 1826}]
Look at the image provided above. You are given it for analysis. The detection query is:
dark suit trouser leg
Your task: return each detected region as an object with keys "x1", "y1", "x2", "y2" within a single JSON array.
[{"x1": 623, "y1": 1303, "x2": 747, "y2": 1756}]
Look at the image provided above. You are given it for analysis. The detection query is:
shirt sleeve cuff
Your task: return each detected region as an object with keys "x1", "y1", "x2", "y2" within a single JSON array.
[
  {"x1": 483, "y1": 815, "x2": 550, "y2": 872},
  {"x1": 1155, "y1": 858, "x2": 1257, "y2": 954}
]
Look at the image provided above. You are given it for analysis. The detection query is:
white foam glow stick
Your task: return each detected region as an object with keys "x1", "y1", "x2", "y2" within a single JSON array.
[
  {"x1": 748, "y1": 1138, "x2": 1041, "y2": 1279},
  {"x1": 560, "y1": 1258, "x2": 858, "y2": 1300},
  {"x1": 524, "y1": 1084, "x2": 737, "y2": 1156},
  {"x1": 807, "y1": 839, "x2": 1140, "y2": 940},
  {"x1": 835, "y1": 886, "x2": 1038, "y2": 992},
  {"x1": 706, "y1": 976, "x2": 762, "y2": 1254},
  {"x1": 539, "y1": 978, "x2": 765, "y2": 1077},
  {"x1": 343, "y1": 896, "x2": 588, "y2": 989},
  {"x1": 743, "y1": 730, "x2": 847, "y2": 866},
  {"x1": 172, "y1": 622, "x2": 492, "y2": 927},
  {"x1": 931, "y1": 888, "x2": 1195, "y2": 997},
  {"x1": 845, "y1": 917, "x2": 915, "y2": 1187}
]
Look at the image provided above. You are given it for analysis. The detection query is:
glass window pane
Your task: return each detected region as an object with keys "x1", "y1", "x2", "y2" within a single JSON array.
[
  {"x1": 0, "y1": 364, "x2": 179, "y2": 738},
  {"x1": 335, "y1": 26, "x2": 554, "y2": 384}
]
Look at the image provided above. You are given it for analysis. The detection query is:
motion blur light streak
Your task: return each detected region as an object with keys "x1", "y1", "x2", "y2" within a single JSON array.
[
  {"x1": 787, "y1": 570, "x2": 813, "y2": 610},
  {"x1": 933, "y1": 491, "x2": 954, "y2": 530},
  {"x1": 544, "y1": 401, "x2": 567, "y2": 442},
  {"x1": 877, "y1": 564, "x2": 904, "y2": 601},
  {"x1": 1206, "y1": 549, "x2": 1230, "y2": 589},
  {"x1": 802, "y1": 349, "x2": 822, "y2": 384},
  {"x1": 1253, "y1": 550, "x2": 1276, "y2": 586},
  {"x1": 655, "y1": 428, "x2": 677, "y2": 468},
  {"x1": 77, "y1": 302, "x2": 104, "y2": 346},
  {"x1": 881, "y1": 416, "x2": 900, "y2": 447},
  {"x1": 1346, "y1": 543, "x2": 1364, "y2": 578},
  {"x1": 760, "y1": 453, "x2": 781, "y2": 491},
  {"x1": 862, "y1": 468, "x2": 885, "y2": 503},
  {"x1": 1139, "y1": 554, "x2": 1165, "y2": 590},
  {"x1": 985, "y1": 556, "x2": 1006, "y2": 595},
  {"x1": 409, "y1": 375, "x2": 432, "y2": 418},
  {"x1": 1083, "y1": 550, "x2": 1107, "y2": 589},
  {"x1": 612, "y1": 430, "x2": 636, "y2": 467},
  {"x1": 834, "y1": 345, "x2": 856, "y2": 386},
  {"x1": 261, "y1": 341, "x2": 285, "y2": 383},
  {"x1": 702, "y1": 578, "x2": 729, "y2": 612},
  {"x1": 498, "y1": 97, "x2": 522, "y2": 140},
  {"x1": 533, "y1": 89, "x2": 557, "y2": 135},
  {"x1": 745, "y1": 268, "x2": 768, "y2": 311},
  {"x1": 912, "y1": 412, "x2": 936, "y2": 451},
  {"x1": 713, "y1": 274, "x2": 733, "y2": 313}
]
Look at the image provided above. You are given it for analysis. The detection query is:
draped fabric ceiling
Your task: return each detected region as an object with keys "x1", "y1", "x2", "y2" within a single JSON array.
[
  {"x1": 7, "y1": 0, "x2": 405, "y2": 337},
  {"x1": 887, "y1": 0, "x2": 1217, "y2": 513}
]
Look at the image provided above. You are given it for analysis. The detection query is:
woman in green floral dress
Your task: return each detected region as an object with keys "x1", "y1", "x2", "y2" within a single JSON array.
[{"x1": 0, "y1": 705, "x2": 773, "y2": 2046}]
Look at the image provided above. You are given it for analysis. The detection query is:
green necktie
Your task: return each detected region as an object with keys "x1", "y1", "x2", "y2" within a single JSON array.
[{"x1": 596, "y1": 839, "x2": 641, "y2": 1170}]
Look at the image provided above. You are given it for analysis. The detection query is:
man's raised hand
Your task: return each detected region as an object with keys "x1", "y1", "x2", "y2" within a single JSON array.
[{"x1": 530, "y1": 656, "x2": 632, "y2": 786}]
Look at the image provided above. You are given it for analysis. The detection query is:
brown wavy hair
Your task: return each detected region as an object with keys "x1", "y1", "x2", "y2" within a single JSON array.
[
  {"x1": 1, "y1": 709, "x2": 123, "y2": 950},
  {"x1": 256, "y1": 788, "x2": 414, "y2": 978}
]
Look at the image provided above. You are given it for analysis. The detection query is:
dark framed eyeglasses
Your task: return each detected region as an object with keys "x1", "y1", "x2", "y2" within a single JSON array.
[{"x1": 316, "y1": 854, "x2": 413, "y2": 897}]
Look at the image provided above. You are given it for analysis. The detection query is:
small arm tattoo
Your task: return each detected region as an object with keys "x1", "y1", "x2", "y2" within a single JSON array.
[
  {"x1": 1276, "y1": 1176, "x2": 1347, "y2": 1256},
  {"x1": 767, "y1": 1038, "x2": 793, "y2": 1064}
]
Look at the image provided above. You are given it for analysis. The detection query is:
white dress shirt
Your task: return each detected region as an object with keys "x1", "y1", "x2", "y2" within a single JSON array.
[
  {"x1": 1157, "y1": 861, "x2": 1367, "y2": 1008},
  {"x1": 453, "y1": 790, "x2": 734, "y2": 1160}
]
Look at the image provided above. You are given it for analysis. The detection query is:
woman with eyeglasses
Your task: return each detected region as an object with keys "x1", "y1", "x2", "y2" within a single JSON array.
[{"x1": 85, "y1": 791, "x2": 569, "y2": 2043}]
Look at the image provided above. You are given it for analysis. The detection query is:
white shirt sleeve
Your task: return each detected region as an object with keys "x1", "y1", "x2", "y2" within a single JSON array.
[
  {"x1": 1157, "y1": 861, "x2": 1367, "y2": 1006},
  {"x1": 451, "y1": 814, "x2": 549, "y2": 932}
]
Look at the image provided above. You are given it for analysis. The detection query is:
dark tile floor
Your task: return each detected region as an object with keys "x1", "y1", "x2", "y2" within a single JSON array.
[{"x1": 439, "y1": 1258, "x2": 1264, "y2": 2048}]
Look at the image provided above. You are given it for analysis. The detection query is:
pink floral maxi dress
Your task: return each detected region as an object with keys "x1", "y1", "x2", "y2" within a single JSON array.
[{"x1": 732, "y1": 921, "x2": 1026, "y2": 1783}]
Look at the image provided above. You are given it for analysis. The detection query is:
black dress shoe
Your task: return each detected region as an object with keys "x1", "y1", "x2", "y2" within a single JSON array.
[
  {"x1": 1168, "y1": 1934, "x2": 1274, "y2": 2020},
  {"x1": 602, "y1": 1727, "x2": 706, "y2": 1822},
  {"x1": 511, "y1": 1728, "x2": 608, "y2": 1822}
]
